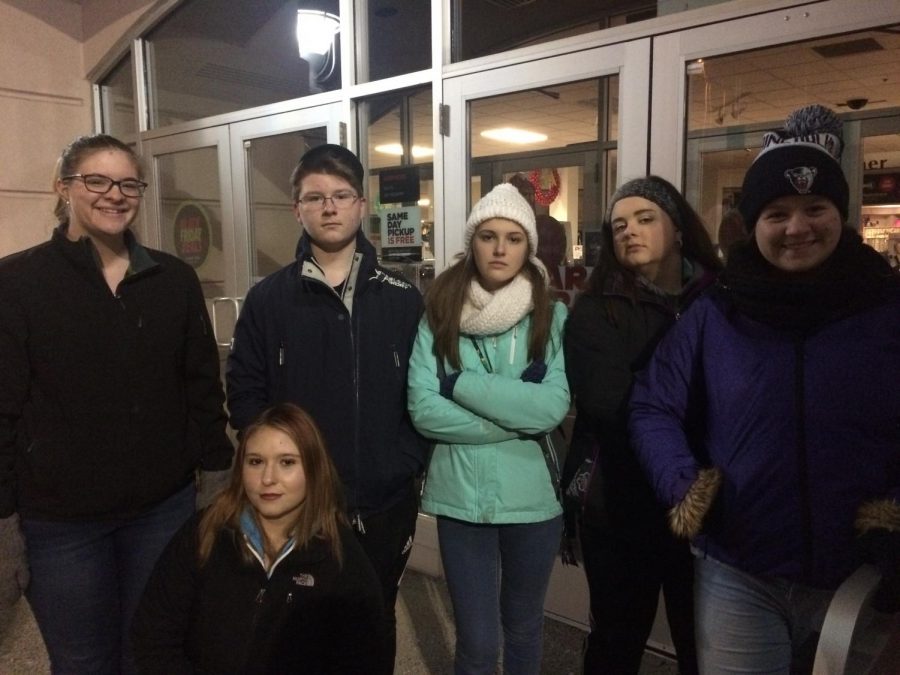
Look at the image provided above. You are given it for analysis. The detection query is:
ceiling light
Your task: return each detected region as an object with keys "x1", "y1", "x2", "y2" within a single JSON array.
[
  {"x1": 480, "y1": 128, "x2": 547, "y2": 144},
  {"x1": 374, "y1": 143, "x2": 434, "y2": 158}
]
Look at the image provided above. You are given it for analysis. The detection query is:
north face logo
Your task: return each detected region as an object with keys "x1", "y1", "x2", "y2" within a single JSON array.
[{"x1": 784, "y1": 166, "x2": 817, "y2": 194}]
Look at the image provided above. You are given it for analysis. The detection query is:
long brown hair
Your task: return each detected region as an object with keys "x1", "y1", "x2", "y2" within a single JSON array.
[
  {"x1": 424, "y1": 253, "x2": 554, "y2": 370},
  {"x1": 53, "y1": 134, "x2": 142, "y2": 224},
  {"x1": 197, "y1": 404, "x2": 347, "y2": 567},
  {"x1": 587, "y1": 175, "x2": 721, "y2": 300}
]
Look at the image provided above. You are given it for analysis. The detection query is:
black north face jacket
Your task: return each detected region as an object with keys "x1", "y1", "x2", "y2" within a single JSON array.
[
  {"x1": 132, "y1": 514, "x2": 386, "y2": 674},
  {"x1": 226, "y1": 230, "x2": 427, "y2": 520}
]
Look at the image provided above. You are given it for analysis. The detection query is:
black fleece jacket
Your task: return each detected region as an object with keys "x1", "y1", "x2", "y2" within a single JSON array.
[
  {"x1": 0, "y1": 226, "x2": 232, "y2": 520},
  {"x1": 563, "y1": 267, "x2": 715, "y2": 543},
  {"x1": 131, "y1": 515, "x2": 386, "y2": 674}
]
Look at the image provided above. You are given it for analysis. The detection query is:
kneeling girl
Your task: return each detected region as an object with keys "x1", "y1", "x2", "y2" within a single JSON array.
[{"x1": 132, "y1": 403, "x2": 386, "y2": 674}]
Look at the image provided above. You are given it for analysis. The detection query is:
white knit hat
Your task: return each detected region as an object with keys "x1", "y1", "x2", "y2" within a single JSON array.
[{"x1": 464, "y1": 183, "x2": 541, "y2": 265}]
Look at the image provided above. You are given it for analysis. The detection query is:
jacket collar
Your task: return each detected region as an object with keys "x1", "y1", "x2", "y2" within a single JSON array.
[
  {"x1": 603, "y1": 259, "x2": 715, "y2": 310},
  {"x1": 52, "y1": 224, "x2": 159, "y2": 281},
  {"x1": 293, "y1": 229, "x2": 377, "y2": 314},
  {"x1": 240, "y1": 507, "x2": 295, "y2": 578},
  {"x1": 238, "y1": 507, "x2": 331, "y2": 578},
  {"x1": 294, "y1": 228, "x2": 376, "y2": 267}
]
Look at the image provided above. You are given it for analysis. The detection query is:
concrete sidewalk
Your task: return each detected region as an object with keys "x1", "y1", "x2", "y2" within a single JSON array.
[{"x1": 0, "y1": 569, "x2": 678, "y2": 674}]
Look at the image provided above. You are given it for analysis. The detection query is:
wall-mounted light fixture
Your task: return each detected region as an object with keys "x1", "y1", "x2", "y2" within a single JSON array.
[{"x1": 296, "y1": 10, "x2": 340, "y2": 91}]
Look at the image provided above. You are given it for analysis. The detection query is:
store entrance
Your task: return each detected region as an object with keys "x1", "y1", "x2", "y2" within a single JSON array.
[{"x1": 140, "y1": 105, "x2": 343, "y2": 355}]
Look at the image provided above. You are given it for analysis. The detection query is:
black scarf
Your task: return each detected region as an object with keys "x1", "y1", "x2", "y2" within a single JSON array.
[{"x1": 716, "y1": 227, "x2": 900, "y2": 333}]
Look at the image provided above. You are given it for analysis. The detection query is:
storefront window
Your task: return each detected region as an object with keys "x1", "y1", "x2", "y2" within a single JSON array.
[
  {"x1": 99, "y1": 53, "x2": 135, "y2": 138},
  {"x1": 144, "y1": 0, "x2": 340, "y2": 128},
  {"x1": 359, "y1": 87, "x2": 434, "y2": 290},
  {"x1": 360, "y1": 1, "x2": 431, "y2": 82},
  {"x1": 684, "y1": 24, "x2": 900, "y2": 245},
  {"x1": 861, "y1": 127, "x2": 900, "y2": 270},
  {"x1": 451, "y1": 0, "x2": 732, "y2": 63},
  {"x1": 468, "y1": 76, "x2": 618, "y2": 302},
  {"x1": 469, "y1": 77, "x2": 616, "y2": 258},
  {"x1": 245, "y1": 130, "x2": 326, "y2": 282}
]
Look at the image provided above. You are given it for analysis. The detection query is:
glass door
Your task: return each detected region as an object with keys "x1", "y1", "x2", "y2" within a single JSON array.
[
  {"x1": 441, "y1": 39, "x2": 651, "y2": 275},
  {"x1": 141, "y1": 104, "x2": 343, "y2": 353},
  {"x1": 229, "y1": 106, "x2": 343, "y2": 292},
  {"x1": 141, "y1": 127, "x2": 234, "y2": 351},
  {"x1": 440, "y1": 36, "x2": 652, "y2": 631},
  {"x1": 651, "y1": 0, "x2": 900, "y2": 202}
]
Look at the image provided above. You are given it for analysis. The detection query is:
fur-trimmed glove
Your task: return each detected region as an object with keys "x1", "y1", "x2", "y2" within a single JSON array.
[
  {"x1": 668, "y1": 467, "x2": 723, "y2": 539},
  {"x1": 196, "y1": 469, "x2": 231, "y2": 511},
  {"x1": 0, "y1": 514, "x2": 29, "y2": 608},
  {"x1": 520, "y1": 360, "x2": 547, "y2": 384},
  {"x1": 856, "y1": 499, "x2": 900, "y2": 614}
]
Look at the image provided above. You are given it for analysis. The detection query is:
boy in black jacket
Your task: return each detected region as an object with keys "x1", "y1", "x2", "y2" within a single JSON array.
[{"x1": 226, "y1": 144, "x2": 426, "y2": 674}]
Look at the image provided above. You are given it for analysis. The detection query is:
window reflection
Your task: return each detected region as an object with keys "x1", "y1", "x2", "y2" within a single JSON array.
[
  {"x1": 361, "y1": 1, "x2": 431, "y2": 82},
  {"x1": 451, "y1": 0, "x2": 731, "y2": 62},
  {"x1": 468, "y1": 78, "x2": 617, "y2": 270},
  {"x1": 144, "y1": 0, "x2": 340, "y2": 128},
  {"x1": 361, "y1": 87, "x2": 434, "y2": 278},
  {"x1": 684, "y1": 24, "x2": 900, "y2": 245},
  {"x1": 99, "y1": 53, "x2": 135, "y2": 138}
]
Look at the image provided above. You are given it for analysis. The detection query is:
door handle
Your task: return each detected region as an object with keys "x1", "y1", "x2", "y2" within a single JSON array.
[{"x1": 211, "y1": 297, "x2": 243, "y2": 348}]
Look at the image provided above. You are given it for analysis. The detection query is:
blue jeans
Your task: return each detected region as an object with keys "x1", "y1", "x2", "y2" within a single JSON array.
[
  {"x1": 694, "y1": 553, "x2": 834, "y2": 675},
  {"x1": 437, "y1": 515, "x2": 562, "y2": 675},
  {"x1": 22, "y1": 483, "x2": 195, "y2": 675}
]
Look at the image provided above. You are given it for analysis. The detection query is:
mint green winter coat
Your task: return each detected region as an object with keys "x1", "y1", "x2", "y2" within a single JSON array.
[{"x1": 408, "y1": 302, "x2": 569, "y2": 524}]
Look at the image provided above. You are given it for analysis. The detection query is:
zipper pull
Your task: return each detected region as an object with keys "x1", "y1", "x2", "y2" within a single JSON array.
[
  {"x1": 509, "y1": 325, "x2": 517, "y2": 364},
  {"x1": 352, "y1": 512, "x2": 366, "y2": 534},
  {"x1": 393, "y1": 351, "x2": 400, "y2": 368},
  {"x1": 279, "y1": 342, "x2": 285, "y2": 366},
  {"x1": 255, "y1": 589, "x2": 266, "y2": 603}
]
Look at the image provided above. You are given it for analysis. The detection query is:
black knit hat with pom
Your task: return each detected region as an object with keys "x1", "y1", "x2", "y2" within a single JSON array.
[{"x1": 739, "y1": 105, "x2": 848, "y2": 228}]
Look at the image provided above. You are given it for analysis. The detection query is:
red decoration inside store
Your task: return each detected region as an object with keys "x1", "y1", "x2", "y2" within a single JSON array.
[{"x1": 528, "y1": 169, "x2": 561, "y2": 206}]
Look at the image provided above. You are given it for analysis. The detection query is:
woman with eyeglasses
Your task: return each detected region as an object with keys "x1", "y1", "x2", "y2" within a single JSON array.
[{"x1": 0, "y1": 134, "x2": 232, "y2": 674}]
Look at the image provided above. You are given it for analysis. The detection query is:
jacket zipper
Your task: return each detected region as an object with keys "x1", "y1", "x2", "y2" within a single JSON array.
[
  {"x1": 350, "y1": 308, "x2": 364, "y2": 533},
  {"x1": 795, "y1": 337, "x2": 814, "y2": 580},
  {"x1": 299, "y1": 260, "x2": 365, "y2": 531}
]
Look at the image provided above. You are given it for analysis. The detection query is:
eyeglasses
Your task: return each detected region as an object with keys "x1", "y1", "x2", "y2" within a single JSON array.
[
  {"x1": 62, "y1": 174, "x2": 148, "y2": 198},
  {"x1": 296, "y1": 191, "x2": 359, "y2": 211}
]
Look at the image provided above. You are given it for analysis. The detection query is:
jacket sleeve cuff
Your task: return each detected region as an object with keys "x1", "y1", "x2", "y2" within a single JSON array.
[
  {"x1": 668, "y1": 467, "x2": 722, "y2": 539},
  {"x1": 856, "y1": 499, "x2": 900, "y2": 534}
]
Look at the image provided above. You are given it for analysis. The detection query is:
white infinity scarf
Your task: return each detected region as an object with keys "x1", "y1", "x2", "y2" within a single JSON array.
[{"x1": 460, "y1": 274, "x2": 534, "y2": 336}]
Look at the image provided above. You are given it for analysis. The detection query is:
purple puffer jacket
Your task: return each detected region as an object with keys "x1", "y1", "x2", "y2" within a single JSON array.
[{"x1": 629, "y1": 289, "x2": 900, "y2": 589}]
